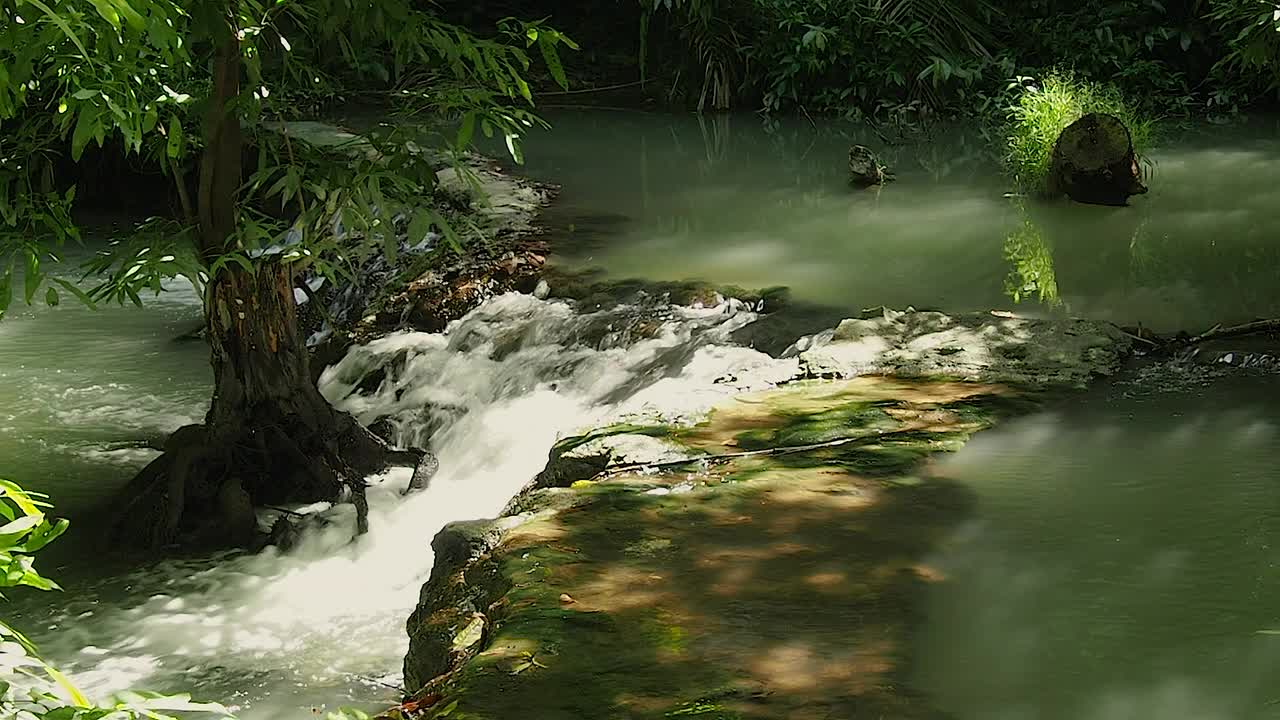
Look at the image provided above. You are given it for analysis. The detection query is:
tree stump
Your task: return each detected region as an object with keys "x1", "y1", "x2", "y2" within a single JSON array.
[
  {"x1": 1047, "y1": 113, "x2": 1147, "y2": 206},
  {"x1": 848, "y1": 145, "x2": 893, "y2": 187}
]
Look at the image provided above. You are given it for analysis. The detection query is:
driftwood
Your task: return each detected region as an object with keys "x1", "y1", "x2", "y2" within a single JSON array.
[{"x1": 1121, "y1": 317, "x2": 1280, "y2": 354}]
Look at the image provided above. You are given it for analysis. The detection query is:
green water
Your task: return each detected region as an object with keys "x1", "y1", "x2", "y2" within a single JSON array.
[
  {"x1": 521, "y1": 111, "x2": 1280, "y2": 333},
  {"x1": 915, "y1": 374, "x2": 1280, "y2": 719}
]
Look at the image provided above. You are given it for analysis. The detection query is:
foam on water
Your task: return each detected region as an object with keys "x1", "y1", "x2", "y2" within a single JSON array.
[{"x1": 19, "y1": 292, "x2": 793, "y2": 718}]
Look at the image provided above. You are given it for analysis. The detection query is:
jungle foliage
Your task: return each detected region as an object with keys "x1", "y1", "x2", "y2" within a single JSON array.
[
  {"x1": 0, "y1": 0, "x2": 573, "y2": 317},
  {"x1": 457, "y1": 0, "x2": 1280, "y2": 120}
]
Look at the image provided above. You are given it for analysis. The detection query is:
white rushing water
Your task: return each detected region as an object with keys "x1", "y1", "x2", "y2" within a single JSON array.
[{"x1": 20, "y1": 292, "x2": 796, "y2": 718}]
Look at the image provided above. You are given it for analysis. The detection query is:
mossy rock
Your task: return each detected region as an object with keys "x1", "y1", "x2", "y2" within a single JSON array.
[{"x1": 400, "y1": 377, "x2": 1035, "y2": 719}]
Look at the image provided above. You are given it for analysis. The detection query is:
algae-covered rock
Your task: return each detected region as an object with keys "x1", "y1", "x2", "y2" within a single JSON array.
[
  {"x1": 532, "y1": 426, "x2": 695, "y2": 490},
  {"x1": 798, "y1": 307, "x2": 1131, "y2": 389},
  {"x1": 400, "y1": 378, "x2": 1032, "y2": 719},
  {"x1": 404, "y1": 516, "x2": 528, "y2": 689}
]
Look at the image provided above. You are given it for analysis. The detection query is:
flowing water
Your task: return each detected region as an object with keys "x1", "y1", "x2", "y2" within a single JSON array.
[{"x1": 3, "y1": 111, "x2": 1280, "y2": 717}]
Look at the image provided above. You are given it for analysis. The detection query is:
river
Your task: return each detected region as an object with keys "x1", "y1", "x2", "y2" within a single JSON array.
[{"x1": 2, "y1": 111, "x2": 1279, "y2": 718}]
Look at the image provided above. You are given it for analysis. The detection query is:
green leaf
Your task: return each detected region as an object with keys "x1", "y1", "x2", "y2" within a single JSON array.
[
  {"x1": 456, "y1": 111, "x2": 476, "y2": 150},
  {"x1": 383, "y1": 230, "x2": 397, "y2": 264},
  {"x1": 0, "y1": 270, "x2": 12, "y2": 320},
  {"x1": 53, "y1": 278, "x2": 96, "y2": 310},
  {"x1": 72, "y1": 88, "x2": 97, "y2": 100},
  {"x1": 538, "y1": 35, "x2": 568, "y2": 90},
  {"x1": 166, "y1": 115, "x2": 184, "y2": 159},
  {"x1": 71, "y1": 108, "x2": 97, "y2": 162},
  {"x1": 45, "y1": 286, "x2": 59, "y2": 307},
  {"x1": 24, "y1": 251, "x2": 41, "y2": 304},
  {"x1": 87, "y1": 0, "x2": 121, "y2": 28},
  {"x1": 17, "y1": 518, "x2": 68, "y2": 553},
  {"x1": 43, "y1": 664, "x2": 91, "y2": 707},
  {"x1": 504, "y1": 133, "x2": 524, "y2": 164},
  {"x1": 23, "y1": 0, "x2": 93, "y2": 63},
  {"x1": 407, "y1": 208, "x2": 432, "y2": 245},
  {"x1": 0, "y1": 515, "x2": 40, "y2": 537}
]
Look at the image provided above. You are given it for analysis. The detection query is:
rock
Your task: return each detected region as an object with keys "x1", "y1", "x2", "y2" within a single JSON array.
[
  {"x1": 533, "y1": 430, "x2": 694, "y2": 490},
  {"x1": 798, "y1": 307, "x2": 1132, "y2": 389},
  {"x1": 258, "y1": 514, "x2": 301, "y2": 553},
  {"x1": 377, "y1": 249, "x2": 548, "y2": 334},
  {"x1": 848, "y1": 144, "x2": 893, "y2": 187},
  {"x1": 403, "y1": 517, "x2": 526, "y2": 690},
  {"x1": 396, "y1": 377, "x2": 1020, "y2": 717},
  {"x1": 1047, "y1": 113, "x2": 1148, "y2": 206},
  {"x1": 533, "y1": 279, "x2": 550, "y2": 300}
]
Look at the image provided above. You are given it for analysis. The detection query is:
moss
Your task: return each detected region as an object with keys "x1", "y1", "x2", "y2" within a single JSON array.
[
  {"x1": 407, "y1": 377, "x2": 1042, "y2": 720},
  {"x1": 548, "y1": 423, "x2": 675, "y2": 457}
]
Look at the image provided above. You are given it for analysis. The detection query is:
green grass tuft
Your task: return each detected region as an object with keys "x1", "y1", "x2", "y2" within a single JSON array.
[{"x1": 1005, "y1": 71, "x2": 1154, "y2": 194}]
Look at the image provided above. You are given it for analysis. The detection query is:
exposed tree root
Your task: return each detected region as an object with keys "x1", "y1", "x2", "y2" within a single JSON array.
[{"x1": 111, "y1": 406, "x2": 439, "y2": 551}]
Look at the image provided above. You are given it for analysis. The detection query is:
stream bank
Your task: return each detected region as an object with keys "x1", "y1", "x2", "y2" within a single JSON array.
[{"x1": 386, "y1": 307, "x2": 1131, "y2": 719}]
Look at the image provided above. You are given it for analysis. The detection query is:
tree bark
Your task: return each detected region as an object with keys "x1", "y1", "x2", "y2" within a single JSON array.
[
  {"x1": 110, "y1": 6, "x2": 432, "y2": 551},
  {"x1": 1047, "y1": 113, "x2": 1148, "y2": 206}
]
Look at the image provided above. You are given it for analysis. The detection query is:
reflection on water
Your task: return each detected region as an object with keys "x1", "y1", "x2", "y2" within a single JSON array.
[
  {"x1": 520, "y1": 112, "x2": 1280, "y2": 332},
  {"x1": 1003, "y1": 205, "x2": 1062, "y2": 308},
  {"x1": 913, "y1": 371, "x2": 1280, "y2": 719}
]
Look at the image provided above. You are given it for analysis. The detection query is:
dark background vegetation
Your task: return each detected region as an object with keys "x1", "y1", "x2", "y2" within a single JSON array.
[{"x1": 446, "y1": 0, "x2": 1280, "y2": 122}]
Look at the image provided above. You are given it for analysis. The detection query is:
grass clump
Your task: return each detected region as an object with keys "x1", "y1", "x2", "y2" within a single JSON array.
[{"x1": 1005, "y1": 71, "x2": 1154, "y2": 194}]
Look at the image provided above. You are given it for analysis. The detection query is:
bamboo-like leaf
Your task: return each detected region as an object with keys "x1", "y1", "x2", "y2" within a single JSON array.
[
  {"x1": 538, "y1": 35, "x2": 568, "y2": 89},
  {"x1": 23, "y1": 0, "x2": 93, "y2": 62}
]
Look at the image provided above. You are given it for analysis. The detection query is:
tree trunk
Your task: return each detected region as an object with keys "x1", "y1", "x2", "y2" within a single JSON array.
[
  {"x1": 110, "y1": 7, "x2": 430, "y2": 551},
  {"x1": 1047, "y1": 113, "x2": 1148, "y2": 206}
]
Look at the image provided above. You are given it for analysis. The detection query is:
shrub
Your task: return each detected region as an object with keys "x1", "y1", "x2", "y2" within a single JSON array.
[{"x1": 1004, "y1": 71, "x2": 1154, "y2": 194}]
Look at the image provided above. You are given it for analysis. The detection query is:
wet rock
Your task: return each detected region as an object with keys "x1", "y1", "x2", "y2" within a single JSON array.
[
  {"x1": 387, "y1": 249, "x2": 548, "y2": 334},
  {"x1": 848, "y1": 144, "x2": 893, "y2": 187},
  {"x1": 1047, "y1": 113, "x2": 1148, "y2": 206},
  {"x1": 268, "y1": 121, "x2": 556, "y2": 349},
  {"x1": 403, "y1": 517, "x2": 526, "y2": 690},
  {"x1": 797, "y1": 307, "x2": 1132, "y2": 389},
  {"x1": 532, "y1": 429, "x2": 695, "y2": 490},
  {"x1": 398, "y1": 378, "x2": 1012, "y2": 718}
]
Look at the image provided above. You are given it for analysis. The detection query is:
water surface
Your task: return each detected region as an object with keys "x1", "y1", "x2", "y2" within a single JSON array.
[
  {"x1": 915, "y1": 372, "x2": 1280, "y2": 719},
  {"x1": 520, "y1": 112, "x2": 1280, "y2": 332}
]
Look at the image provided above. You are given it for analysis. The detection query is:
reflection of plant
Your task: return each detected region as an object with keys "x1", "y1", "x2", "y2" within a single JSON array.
[
  {"x1": 0, "y1": 480, "x2": 231, "y2": 720},
  {"x1": 1005, "y1": 71, "x2": 1153, "y2": 194},
  {"x1": 1002, "y1": 210, "x2": 1062, "y2": 307}
]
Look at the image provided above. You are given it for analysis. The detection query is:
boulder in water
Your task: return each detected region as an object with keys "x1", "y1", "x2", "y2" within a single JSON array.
[
  {"x1": 1047, "y1": 113, "x2": 1147, "y2": 206},
  {"x1": 848, "y1": 145, "x2": 893, "y2": 187}
]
